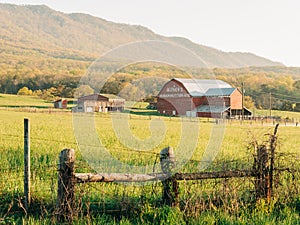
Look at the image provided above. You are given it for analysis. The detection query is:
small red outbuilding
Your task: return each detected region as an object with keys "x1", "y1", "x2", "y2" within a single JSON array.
[{"x1": 54, "y1": 98, "x2": 68, "y2": 109}]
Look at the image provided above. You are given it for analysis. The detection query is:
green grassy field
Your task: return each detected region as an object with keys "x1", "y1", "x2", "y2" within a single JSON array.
[
  {"x1": 0, "y1": 97, "x2": 300, "y2": 224},
  {"x1": 0, "y1": 94, "x2": 77, "y2": 110},
  {"x1": 255, "y1": 108, "x2": 300, "y2": 120},
  {"x1": 0, "y1": 94, "x2": 53, "y2": 108}
]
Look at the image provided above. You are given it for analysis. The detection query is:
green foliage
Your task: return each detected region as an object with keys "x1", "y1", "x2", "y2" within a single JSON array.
[
  {"x1": 244, "y1": 96, "x2": 255, "y2": 109},
  {"x1": 17, "y1": 86, "x2": 33, "y2": 96},
  {"x1": 74, "y1": 85, "x2": 94, "y2": 98},
  {"x1": 214, "y1": 68, "x2": 300, "y2": 112},
  {"x1": 293, "y1": 80, "x2": 300, "y2": 89},
  {"x1": 139, "y1": 205, "x2": 185, "y2": 225}
]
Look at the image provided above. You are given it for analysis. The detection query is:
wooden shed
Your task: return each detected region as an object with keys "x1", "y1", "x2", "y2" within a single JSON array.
[
  {"x1": 54, "y1": 98, "x2": 68, "y2": 109},
  {"x1": 76, "y1": 94, "x2": 125, "y2": 113}
]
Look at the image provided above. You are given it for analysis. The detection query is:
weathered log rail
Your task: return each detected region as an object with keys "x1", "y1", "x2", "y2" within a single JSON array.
[
  {"x1": 74, "y1": 170, "x2": 254, "y2": 183},
  {"x1": 75, "y1": 172, "x2": 168, "y2": 183}
]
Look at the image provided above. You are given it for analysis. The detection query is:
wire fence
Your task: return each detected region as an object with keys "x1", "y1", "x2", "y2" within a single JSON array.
[
  {"x1": 1, "y1": 152, "x2": 300, "y2": 220},
  {"x1": 1, "y1": 120, "x2": 300, "y2": 221}
]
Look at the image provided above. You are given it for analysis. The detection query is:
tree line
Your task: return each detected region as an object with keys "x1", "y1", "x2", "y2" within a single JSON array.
[{"x1": 1, "y1": 63, "x2": 300, "y2": 112}]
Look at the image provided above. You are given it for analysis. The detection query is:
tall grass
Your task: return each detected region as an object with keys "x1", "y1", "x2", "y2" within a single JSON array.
[{"x1": 0, "y1": 108, "x2": 300, "y2": 224}]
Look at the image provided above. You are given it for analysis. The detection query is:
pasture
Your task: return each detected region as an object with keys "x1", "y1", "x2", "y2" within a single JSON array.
[
  {"x1": 0, "y1": 94, "x2": 53, "y2": 108},
  {"x1": 0, "y1": 101, "x2": 300, "y2": 224}
]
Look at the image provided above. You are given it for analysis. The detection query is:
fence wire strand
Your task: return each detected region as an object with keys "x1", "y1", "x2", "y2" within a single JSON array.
[{"x1": 1, "y1": 123, "x2": 300, "y2": 219}]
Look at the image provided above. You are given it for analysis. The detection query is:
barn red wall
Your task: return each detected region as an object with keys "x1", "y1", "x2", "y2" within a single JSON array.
[
  {"x1": 197, "y1": 112, "x2": 211, "y2": 117},
  {"x1": 157, "y1": 97, "x2": 193, "y2": 115},
  {"x1": 192, "y1": 97, "x2": 205, "y2": 107},
  {"x1": 203, "y1": 97, "x2": 230, "y2": 106},
  {"x1": 62, "y1": 100, "x2": 68, "y2": 109},
  {"x1": 230, "y1": 89, "x2": 242, "y2": 109},
  {"x1": 157, "y1": 80, "x2": 195, "y2": 116},
  {"x1": 197, "y1": 112, "x2": 223, "y2": 118}
]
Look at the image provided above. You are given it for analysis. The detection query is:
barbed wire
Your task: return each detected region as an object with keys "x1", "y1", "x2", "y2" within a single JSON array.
[{"x1": 0, "y1": 132, "x2": 162, "y2": 156}]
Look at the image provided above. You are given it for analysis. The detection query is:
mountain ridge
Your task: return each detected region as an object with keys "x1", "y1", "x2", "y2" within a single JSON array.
[{"x1": 0, "y1": 3, "x2": 284, "y2": 69}]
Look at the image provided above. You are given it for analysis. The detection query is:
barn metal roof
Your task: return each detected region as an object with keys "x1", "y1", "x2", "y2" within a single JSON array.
[
  {"x1": 78, "y1": 93, "x2": 125, "y2": 101},
  {"x1": 100, "y1": 94, "x2": 124, "y2": 100},
  {"x1": 205, "y1": 88, "x2": 237, "y2": 96},
  {"x1": 173, "y1": 78, "x2": 232, "y2": 97}
]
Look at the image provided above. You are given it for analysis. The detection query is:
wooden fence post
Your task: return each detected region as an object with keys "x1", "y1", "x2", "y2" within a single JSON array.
[
  {"x1": 254, "y1": 124, "x2": 279, "y2": 202},
  {"x1": 255, "y1": 144, "x2": 270, "y2": 201},
  {"x1": 160, "y1": 147, "x2": 178, "y2": 207},
  {"x1": 24, "y1": 118, "x2": 30, "y2": 211},
  {"x1": 56, "y1": 149, "x2": 76, "y2": 223},
  {"x1": 269, "y1": 124, "x2": 279, "y2": 201}
]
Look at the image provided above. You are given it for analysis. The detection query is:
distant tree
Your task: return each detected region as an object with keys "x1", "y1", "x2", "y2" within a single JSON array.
[
  {"x1": 74, "y1": 85, "x2": 94, "y2": 98},
  {"x1": 33, "y1": 89, "x2": 43, "y2": 97},
  {"x1": 294, "y1": 103, "x2": 300, "y2": 112},
  {"x1": 280, "y1": 101, "x2": 293, "y2": 111},
  {"x1": 40, "y1": 88, "x2": 55, "y2": 100},
  {"x1": 17, "y1": 87, "x2": 33, "y2": 95},
  {"x1": 119, "y1": 84, "x2": 145, "y2": 101},
  {"x1": 101, "y1": 79, "x2": 122, "y2": 95},
  {"x1": 293, "y1": 80, "x2": 300, "y2": 90},
  {"x1": 47, "y1": 87, "x2": 59, "y2": 97},
  {"x1": 244, "y1": 96, "x2": 255, "y2": 109},
  {"x1": 61, "y1": 87, "x2": 75, "y2": 98}
]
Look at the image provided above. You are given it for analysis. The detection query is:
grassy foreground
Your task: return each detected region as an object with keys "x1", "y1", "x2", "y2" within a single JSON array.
[{"x1": 0, "y1": 104, "x2": 300, "y2": 224}]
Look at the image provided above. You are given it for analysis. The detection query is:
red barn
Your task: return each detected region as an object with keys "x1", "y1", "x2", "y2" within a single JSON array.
[{"x1": 157, "y1": 78, "x2": 251, "y2": 118}]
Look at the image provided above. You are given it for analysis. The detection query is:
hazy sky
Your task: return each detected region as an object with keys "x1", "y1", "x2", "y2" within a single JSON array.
[{"x1": 1, "y1": 0, "x2": 300, "y2": 66}]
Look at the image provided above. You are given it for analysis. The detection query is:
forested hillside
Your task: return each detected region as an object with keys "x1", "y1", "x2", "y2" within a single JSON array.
[
  {"x1": 9, "y1": 61, "x2": 300, "y2": 112},
  {"x1": 1, "y1": 3, "x2": 300, "y2": 111},
  {"x1": 0, "y1": 3, "x2": 284, "y2": 81}
]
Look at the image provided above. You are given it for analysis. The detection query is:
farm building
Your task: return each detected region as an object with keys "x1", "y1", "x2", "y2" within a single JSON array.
[
  {"x1": 76, "y1": 93, "x2": 125, "y2": 113},
  {"x1": 157, "y1": 78, "x2": 251, "y2": 118},
  {"x1": 54, "y1": 98, "x2": 68, "y2": 109}
]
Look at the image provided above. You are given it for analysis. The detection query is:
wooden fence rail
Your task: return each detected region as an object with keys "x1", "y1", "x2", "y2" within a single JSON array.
[{"x1": 56, "y1": 125, "x2": 279, "y2": 222}]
